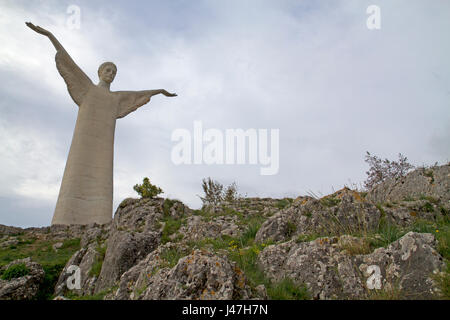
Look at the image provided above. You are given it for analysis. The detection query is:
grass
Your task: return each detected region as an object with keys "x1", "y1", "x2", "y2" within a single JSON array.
[
  {"x1": 1, "y1": 263, "x2": 30, "y2": 280},
  {"x1": 267, "y1": 278, "x2": 310, "y2": 300},
  {"x1": 366, "y1": 285, "x2": 403, "y2": 300},
  {"x1": 160, "y1": 247, "x2": 186, "y2": 268},
  {"x1": 320, "y1": 196, "x2": 341, "y2": 207},
  {"x1": 276, "y1": 198, "x2": 293, "y2": 210},
  {"x1": 0, "y1": 236, "x2": 81, "y2": 300},
  {"x1": 423, "y1": 169, "x2": 435, "y2": 183},
  {"x1": 89, "y1": 244, "x2": 107, "y2": 277},
  {"x1": 65, "y1": 286, "x2": 118, "y2": 300},
  {"x1": 162, "y1": 198, "x2": 178, "y2": 216},
  {"x1": 432, "y1": 263, "x2": 450, "y2": 299},
  {"x1": 161, "y1": 216, "x2": 183, "y2": 244}
]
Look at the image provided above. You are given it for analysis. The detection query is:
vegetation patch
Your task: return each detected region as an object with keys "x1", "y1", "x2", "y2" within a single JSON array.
[
  {"x1": 1, "y1": 263, "x2": 30, "y2": 280},
  {"x1": 267, "y1": 277, "x2": 310, "y2": 300},
  {"x1": 276, "y1": 198, "x2": 293, "y2": 210},
  {"x1": 320, "y1": 196, "x2": 341, "y2": 207},
  {"x1": 160, "y1": 247, "x2": 187, "y2": 268},
  {"x1": 89, "y1": 245, "x2": 107, "y2": 277},
  {"x1": 161, "y1": 217, "x2": 183, "y2": 244},
  {"x1": 0, "y1": 236, "x2": 81, "y2": 300}
]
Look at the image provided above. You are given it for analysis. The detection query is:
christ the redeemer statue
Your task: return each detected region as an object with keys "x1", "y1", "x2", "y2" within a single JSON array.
[{"x1": 26, "y1": 22, "x2": 177, "y2": 225}]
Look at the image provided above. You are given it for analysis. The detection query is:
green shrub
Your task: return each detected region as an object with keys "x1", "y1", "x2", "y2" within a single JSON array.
[
  {"x1": 161, "y1": 217, "x2": 182, "y2": 244},
  {"x1": 133, "y1": 177, "x2": 163, "y2": 199},
  {"x1": 276, "y1": 199, "x2": 292, "y2": 210},
  {"x1": 160, "y1": 247, "x2": 186, "y2": 268},
  {"x1": 267, "y1": 277, "x2": 310, "y2": 300},
  {"x1": 89, "y1": 245, "x2": 107, "y2": 277},
  {"x1": 1, "y1": 263, "x2": 30, "y2": 280}
]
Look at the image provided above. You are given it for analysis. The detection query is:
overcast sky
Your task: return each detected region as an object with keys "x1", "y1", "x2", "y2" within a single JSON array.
[{"x1": 0, "y1": 0, "x2": 449, "y2": 227}]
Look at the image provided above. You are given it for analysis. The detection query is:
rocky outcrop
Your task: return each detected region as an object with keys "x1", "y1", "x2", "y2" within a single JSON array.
[
  {"x1": 0, "y1": 258, "x2": 45, "y2": 300},
  {"x1": 367, "y1": 164, "x2": 450, "y2": 208},
  {"x1": 258, "y1": 232, "x2": 445, "y2": 299},
  {"x1": 1, "y1": 165, "x2": 448, "y2": 300},
  {"x1": 179, "y1": 215, "x2": 241, "y2": 241},
  {"x1": 135, "y1": 250, "x2": 252, "y2": 300},
  {"x1": 54, "y1": 243, "x2": 103, "y2": 296},
  {"x1": 255, "y1": 189, "x2": 381, "y2": 243},
  {"x1": 93, "y1": 198, "x2": 174, "y2": 292}
]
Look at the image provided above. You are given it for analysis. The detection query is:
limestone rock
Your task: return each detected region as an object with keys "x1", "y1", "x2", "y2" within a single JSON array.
[
  {"x1": 114, "y1": 243, "x2": 190, "y2": 300},
  {"x1": 121, "y1": 249, "x2": 252, "y2": 300},
  {"x1": 0, "y1": 224, "x2": 23, "y2": 236},
  {"x1": 95, "y1": 230, "x2": 159, "y2": 292},
  {"x1": 258, "y1": 232, "x2": 445, "y2": 299},
  {"x1": 0, "y1": 258, "x2": 45, "y2": 300},
  {"x1": 179, "y1": 215, "x2": 240, "y2": 242},
  {"x1": 367, "y1": 164, "x2": 450, "y2": 208},
  {"x1": 54, "y1": 243, "x2": 102, "y2": 296},
  {"x1": 255, "y1": 188, "x2": 380, "y2": 243}
]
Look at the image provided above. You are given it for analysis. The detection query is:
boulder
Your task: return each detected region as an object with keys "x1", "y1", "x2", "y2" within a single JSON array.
[
  {"x1": 54, "y1": 243, "x2": 102, "y2": 296},
  {"x1": 0, "y1": 258, "x2": 45, "y2": 300},
  {"x1": 255, "y1": 188, "x2": 381, "y2": 243},
  {"x1": 258, "y1": 232, "x2": 445, "y2": 299},
  {"x1": 95, "y1": 230, "x2": 159, "y2": 292},
  {"x1": 132, "y1": 249, "x2": 252, "y2": 300},
  {"x1": 366, "y1": 164, "x2": 450, "y2": 208}
]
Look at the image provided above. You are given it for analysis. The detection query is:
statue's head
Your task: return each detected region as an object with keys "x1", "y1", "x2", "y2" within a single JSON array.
[{"x1": 98, "y1": 62, "x2": 117, "y2": 84}]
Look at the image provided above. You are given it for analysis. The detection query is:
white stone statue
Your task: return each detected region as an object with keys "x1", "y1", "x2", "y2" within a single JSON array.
[{"x1": 26, "y1": 22, "x2": 177, "y2": 225}]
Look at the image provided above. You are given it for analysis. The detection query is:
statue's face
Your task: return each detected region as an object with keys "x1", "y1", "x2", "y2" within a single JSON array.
[{"x1": 99, "y1": 65, "x2": 117, "y2": 84}]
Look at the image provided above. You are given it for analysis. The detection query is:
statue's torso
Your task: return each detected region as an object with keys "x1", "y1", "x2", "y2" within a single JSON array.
[{"x1": 52, "y1": 85, "x2": 119, "y2": 225}]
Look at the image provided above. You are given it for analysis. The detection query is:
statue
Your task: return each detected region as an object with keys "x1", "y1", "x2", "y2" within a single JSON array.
[{"x1": 26, "y1": 22, "x2": 177, "y2": 225}]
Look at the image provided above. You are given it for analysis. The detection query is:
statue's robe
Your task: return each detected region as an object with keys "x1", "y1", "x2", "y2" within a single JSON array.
[{"x1": 51, "y1": 49, "x2": 151, "y2": 225}]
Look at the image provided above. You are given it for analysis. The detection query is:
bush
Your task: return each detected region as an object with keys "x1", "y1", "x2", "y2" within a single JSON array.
[
  {"x1": 364, "y1": 152, "x2": 414, "y2": 190},
  {"x1": 1, "y1": 263, "x2": 30, "y2": 280},
  {"x1": 199, "y1": 178, "x2": 243, "y2": 207},
  {"x1": 133, "y1": 177, "x2": 163, "y2": 199}
]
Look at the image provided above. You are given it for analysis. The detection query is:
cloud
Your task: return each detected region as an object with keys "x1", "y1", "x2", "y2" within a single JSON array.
[{"x1": 0, "y1": 0, "x2": 449, "y2": 227}]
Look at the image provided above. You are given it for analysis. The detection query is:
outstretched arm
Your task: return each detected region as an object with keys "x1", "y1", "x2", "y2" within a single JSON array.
[
  {"x1": 26, "y1": 22, "x2": 64, "y2": 52},
  {"x1": 143, "y1": 89, "x2": 177, "y2": 98},
  {"x1": 116, "y1": 89, "x2": 177, "y2": 119},
  {"x1": 26, "y1": 22, "x2": 93, "y2": 106}
]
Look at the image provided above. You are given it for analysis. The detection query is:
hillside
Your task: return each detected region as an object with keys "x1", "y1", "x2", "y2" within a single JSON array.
[{"x1": 0, "y1": 164, "x2": 449, "y2": 300}]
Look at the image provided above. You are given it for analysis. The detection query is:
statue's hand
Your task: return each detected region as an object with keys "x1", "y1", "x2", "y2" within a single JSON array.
[
  {"x1": 161, "y1": 90, "x2": 177, "y2": 97},
  {"x1": 26, "y1": 22, "x2": 52, "y2": 37}
]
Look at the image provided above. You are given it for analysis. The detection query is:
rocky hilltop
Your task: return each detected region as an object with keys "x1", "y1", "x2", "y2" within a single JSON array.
[{"x1": 0, "y1": 164, "x2": 448, "y2": 300}]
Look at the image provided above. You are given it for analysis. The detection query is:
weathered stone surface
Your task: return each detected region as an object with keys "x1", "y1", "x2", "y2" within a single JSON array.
[
  {"x1": 92, "y1": 198, "x2": 168, "y2": 292},
  {"x1": 367, "y1": 164, "x2": 450, "y2": 208},
  {"x1": 0, "y1": 258, "x2": 45, "y2": 300},
  {"x1": 0, "y1": 224, "x2": 23, "y2": 236},
  {"x1": 179, "y1": 215, "x2": 240, "y2": 241},
  {"x1": 95, "y1": 231, "x2": 160, "y2": 292},
  {"x1": 258, "y1": 232, "x2": 445, "y2": 299},
  {"x1": 54, "y1": 243, "x2": 102, "y2": 296},
  {"x1": 255, "y1": 188, "x2": 381, "y2": 243},
  {"x1": 382, "y1": 200, "x2": 439, "y2": 227},
  {"x1": 355, "y1": 232, "x2": 445, "y2": 299},
  {"x1": 121, "y1": 249, "x2": 253, "y2": 300},
  {"x1": 114, "y1": 243, "x2": 190, "y2": 300}
]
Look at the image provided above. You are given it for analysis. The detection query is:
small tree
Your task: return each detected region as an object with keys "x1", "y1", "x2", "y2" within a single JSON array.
[
  {"x1": 223, "y1": 182, "x2": 238, "y2": 203},
  {"x1": 133, "y1": 177, "x2": 163, "y2": 199},
  {"x1": 199, "y1": 177, "x2": 223, "y2": 206},
  {"x1": 199, "y1": 178, "x2": 243, "y2": 207},
  {"x1": 364, "y1": 152, "x2": 414, "y2": 190}
]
